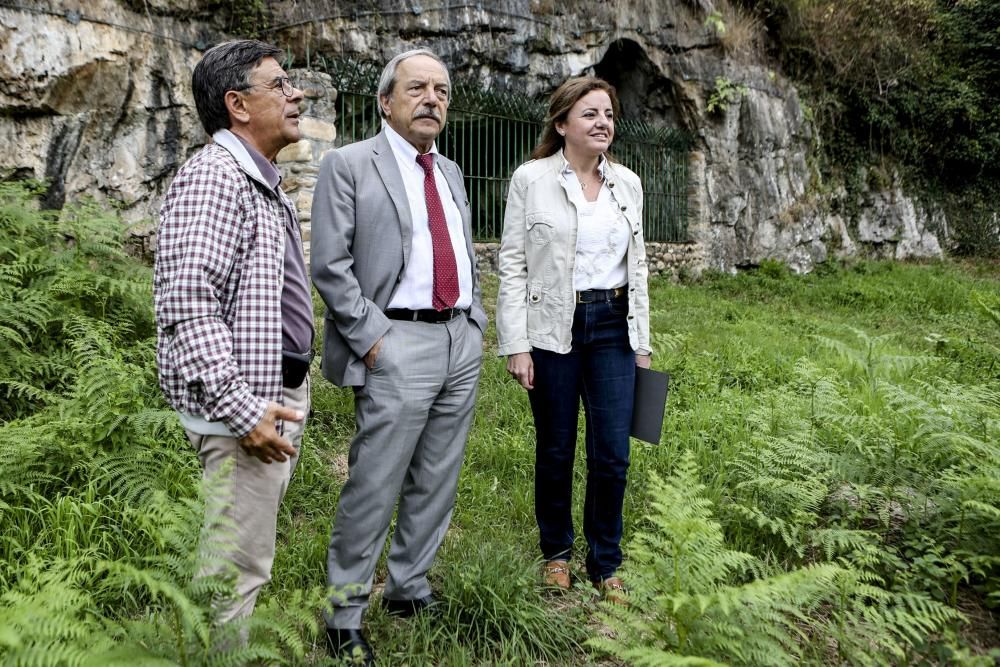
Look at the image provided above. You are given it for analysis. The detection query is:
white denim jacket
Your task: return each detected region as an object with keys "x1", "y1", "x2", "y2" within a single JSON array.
[{"x1": 496, "y1": 152, "x2": 651, "y2": 357}]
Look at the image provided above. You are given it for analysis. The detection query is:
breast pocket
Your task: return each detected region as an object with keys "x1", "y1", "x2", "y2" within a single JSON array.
[{"x1": 526, "y1": 212, "x2": 556, "y2": 246}]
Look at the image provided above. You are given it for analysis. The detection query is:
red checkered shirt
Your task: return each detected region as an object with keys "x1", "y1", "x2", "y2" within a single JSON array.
[{"x1": 155, "y1": 141, "x2": 293, "y2": 438}]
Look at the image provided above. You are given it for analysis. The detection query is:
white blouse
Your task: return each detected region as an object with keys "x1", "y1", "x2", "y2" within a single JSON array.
[{"x1": 560, "y1": 154, "x2": 630, "y2": 291}]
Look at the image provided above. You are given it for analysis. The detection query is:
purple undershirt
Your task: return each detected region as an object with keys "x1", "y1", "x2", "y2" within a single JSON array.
[{"x1": 236, "y1": 136, "x2": 314, "y2": 355}]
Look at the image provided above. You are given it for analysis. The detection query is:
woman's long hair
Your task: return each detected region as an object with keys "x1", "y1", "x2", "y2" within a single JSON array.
[{"x1": 530, "y1": 77, "x2": 622, "y2": 161}]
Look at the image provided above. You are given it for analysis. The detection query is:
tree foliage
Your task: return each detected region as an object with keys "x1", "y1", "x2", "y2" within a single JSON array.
[{"x1": 750, "y1": 0, "x2": 1000, "y2": 255}]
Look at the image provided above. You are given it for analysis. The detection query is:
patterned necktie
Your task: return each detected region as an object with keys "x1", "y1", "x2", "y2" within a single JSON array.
[{"x1": 415, "y1": 153, "x2": 460, "y2": 310}]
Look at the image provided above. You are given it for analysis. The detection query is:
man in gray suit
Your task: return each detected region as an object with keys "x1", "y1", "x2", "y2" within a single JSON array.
[{"x1": 311, "y1": 49, "x2": 486, "y2": 664}]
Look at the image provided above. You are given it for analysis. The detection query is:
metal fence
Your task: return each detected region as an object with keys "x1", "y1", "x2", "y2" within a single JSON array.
[{"x1": 318, "y1": 58, "x2": 689, "y2": 242}]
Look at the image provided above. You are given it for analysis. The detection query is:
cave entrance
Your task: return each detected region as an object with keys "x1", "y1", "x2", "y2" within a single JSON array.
[
  {"x1": 594, "y1": 39, "x2": 683, "y2": 130},
  {"x1": 593, "y1": 39, "x2": 690, "y2": 241}
]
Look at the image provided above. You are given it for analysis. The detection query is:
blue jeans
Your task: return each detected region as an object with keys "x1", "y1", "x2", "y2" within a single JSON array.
[{"x1": 529, "y1": 298, "x2": 635, "y2": 582}]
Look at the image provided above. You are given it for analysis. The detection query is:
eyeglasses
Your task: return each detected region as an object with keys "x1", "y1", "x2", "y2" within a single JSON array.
[{"x1": 234, "y1": 76, "x2": 297, "y2": 98}]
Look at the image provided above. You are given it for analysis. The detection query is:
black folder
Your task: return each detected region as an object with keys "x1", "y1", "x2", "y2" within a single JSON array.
[{"x1": 631, "y1": 367, "x2": 669, "y2": 445}]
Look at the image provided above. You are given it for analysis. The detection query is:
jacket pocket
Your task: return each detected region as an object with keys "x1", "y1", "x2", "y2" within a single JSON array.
[
  {"x1": 526, "y1": 212, "x2": 555, "y2": 246},
  {"x1": 526, "y1": 280, "x2": 554, "y2": 335}
]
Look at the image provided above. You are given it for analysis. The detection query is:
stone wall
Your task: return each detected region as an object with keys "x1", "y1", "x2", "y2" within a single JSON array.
[
  {"x1": 645, "y1": 241, "x2": 706, "y2": 279},
  {"x1": 274, "y1": 69, "x2": 339, "y2": 259},
  {"x1": 0, "y1": 0, "x2": 947, "y2": 275},
  {"x1": 474, "y1": 240, "x2": 704, "y2": 280}
]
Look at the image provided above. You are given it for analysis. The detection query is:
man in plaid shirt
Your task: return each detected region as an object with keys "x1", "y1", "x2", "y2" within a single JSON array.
[{"x1": 154, "y1": 39, "x2": 313, "y2": 622}]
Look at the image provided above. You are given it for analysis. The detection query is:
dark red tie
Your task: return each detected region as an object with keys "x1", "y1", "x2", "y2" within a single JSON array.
[{"x1": 416, "y1": 153, "x2": 460, "y2": 310}]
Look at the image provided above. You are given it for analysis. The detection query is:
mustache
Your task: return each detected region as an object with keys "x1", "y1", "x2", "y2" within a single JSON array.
[{"x1": 414, "y1": 110, "x2": 441, "y2": 122}]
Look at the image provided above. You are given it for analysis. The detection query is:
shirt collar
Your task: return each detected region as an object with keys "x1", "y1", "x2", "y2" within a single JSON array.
[
  {"x1": 233, "y1": 134, "x2": 281, "y2": 190},
  {"x1": 383, "y1": 121, "x2": 440, "y2": 169},
  {"x1": 558, "y1": 148, "x2": 608, "y2": 180}
]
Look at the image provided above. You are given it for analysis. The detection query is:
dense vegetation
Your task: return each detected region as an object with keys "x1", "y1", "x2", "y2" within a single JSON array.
[
  {"x1": 1, "y1": 185, "x2": 998, "y2": 664},
  {"x1": 742, "y1": 0, "x2": 1000, "y2": 256},
  {"x1": 0, "y1": 184, "x2": 324, "y2": 665}
]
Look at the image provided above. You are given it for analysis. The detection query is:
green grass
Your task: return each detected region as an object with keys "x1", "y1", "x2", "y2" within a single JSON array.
[
  {"x1": 267, "y1": 259, "x2": 999, "y2": 665},
  {"x1": 1, "y1": 182, "x2": 997, "y2": 664}
]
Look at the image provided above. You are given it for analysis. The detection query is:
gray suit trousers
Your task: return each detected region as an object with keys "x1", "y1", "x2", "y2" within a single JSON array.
[{"x1": 325, "y1": 314, "x2": 482, "y2": 629}]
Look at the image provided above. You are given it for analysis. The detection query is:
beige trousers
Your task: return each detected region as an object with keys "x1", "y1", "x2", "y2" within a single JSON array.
[{"x1": 185, "y1": 377, "x2": 309, "y2": 622}]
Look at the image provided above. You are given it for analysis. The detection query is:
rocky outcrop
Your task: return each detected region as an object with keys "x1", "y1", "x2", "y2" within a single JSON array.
[
  {"x1": 687, "y1": 68, "x2": 942, "y2": 273},
  {"x1": 0, "y1": 0, "x2": 211, "y2": 222},
  {"x1": 0, "y1": 0, "x2": 946, "y2": 273},
  {"x1": 263, "y1": 0, "x2": 945, "y2": 272}
]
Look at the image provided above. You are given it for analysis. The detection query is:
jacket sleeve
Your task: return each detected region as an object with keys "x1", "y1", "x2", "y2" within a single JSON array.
[
  {"x1": 496, "y1": 168, "x2": 531, "y2": 356},
  {"x1": 154, "y1": 164, "x2": 267, "y2": 438},
  {"x1": 310, "y1": 149, "x2": 391, "y2": 360},
  {"x1": 632, "y1": 178, "x2": 653, "y2": 356}
]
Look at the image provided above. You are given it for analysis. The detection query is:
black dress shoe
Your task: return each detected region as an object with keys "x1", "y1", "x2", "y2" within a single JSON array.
[
  {"x1": 326, "y1": 627, "x2": 373, "y2": 666},
  {"x1": 382, "y1": 594, "x2": 436, "y2": 617}
]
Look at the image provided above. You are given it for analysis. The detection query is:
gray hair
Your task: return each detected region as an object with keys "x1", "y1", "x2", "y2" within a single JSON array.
[
  {"x1": 375, "y1": 49, "x2": 451, "y2": 119},
  {"x1": 193, "y1": 39, "x2": 283, "y2": 135}
]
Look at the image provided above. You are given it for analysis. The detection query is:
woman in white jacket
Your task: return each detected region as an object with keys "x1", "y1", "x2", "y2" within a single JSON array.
[{"x1": 496, "y1": 77, "x2": 651, "y2": 600}]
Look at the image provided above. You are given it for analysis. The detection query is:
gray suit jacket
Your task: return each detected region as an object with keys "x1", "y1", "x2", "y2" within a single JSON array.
[{"x1": 311, "y1": 130, "x2": 488, "y2": 387}]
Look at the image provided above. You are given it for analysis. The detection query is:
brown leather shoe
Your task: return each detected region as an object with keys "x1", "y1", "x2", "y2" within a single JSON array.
[
  {"x1": 594, "y1": 576, "x2": 627, "y2": 605},
  {"x1": 542, "y1": 560, "x2": 571, "y2": 590}
]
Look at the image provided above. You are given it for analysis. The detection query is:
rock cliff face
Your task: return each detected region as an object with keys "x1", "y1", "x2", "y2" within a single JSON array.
[
  {"x1": 0, "y1": 0, "x2": 209, "y2": 225},
  {"x1": 0, "y1": 0, "x2": 944, "y2": 272}
]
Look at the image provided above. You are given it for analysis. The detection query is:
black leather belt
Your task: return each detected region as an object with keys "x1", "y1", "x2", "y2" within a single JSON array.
[
  {"x1": 576, "y1": 286, "x2": 627, "y2": 303},
  {"x1": 385, "y1": 308, "x2": 465, "y2": 323}
]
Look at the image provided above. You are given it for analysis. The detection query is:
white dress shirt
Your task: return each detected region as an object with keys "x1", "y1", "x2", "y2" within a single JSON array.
[{"x1": 383, "y1": 123, "x2": 473, "y2": 311}]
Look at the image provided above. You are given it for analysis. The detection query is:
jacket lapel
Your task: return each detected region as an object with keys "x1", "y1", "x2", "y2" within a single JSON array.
[
  {"x1": 372, "y1": 131, "x2": 413, "y2": 268},
  {"x1": 440, "y1": 158, "x2": 476, "y2": 263}
]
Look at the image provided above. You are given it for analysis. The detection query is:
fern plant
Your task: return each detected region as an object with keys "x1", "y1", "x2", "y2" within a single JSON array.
[
  {"x1": 0, "y1": 183, "x2": 152, "y2": 422},
  {"x1": 0, "y1": 492, "x2": 327, "y2": 667},
  {"x1": 0, "y1": 183, "x2": 326, "y2": 665},
  {"x1": 592, "y1": 452, "x2": 842, "y2": 666},
  {"x1": 592, "y1": 452, "x2": 962, "y2": 666}
]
